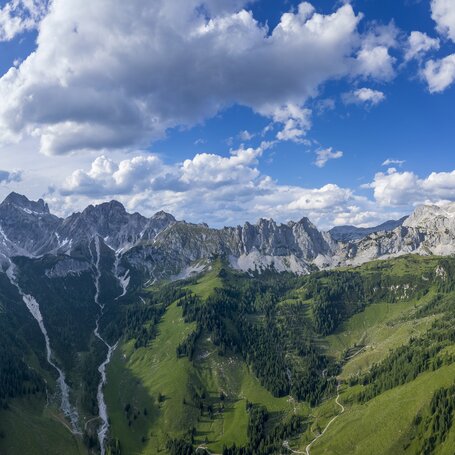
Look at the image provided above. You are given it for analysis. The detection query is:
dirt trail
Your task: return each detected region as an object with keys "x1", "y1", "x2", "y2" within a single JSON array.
[{"x1": 304, "y1": 383, "x2": 344, "y2": 455}]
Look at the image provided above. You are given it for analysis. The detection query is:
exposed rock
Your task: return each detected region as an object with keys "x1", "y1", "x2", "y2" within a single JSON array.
[
  {"x1": 1, "y1": 193, "x2": 455, "y2": 282},
  {"x1": 45, "y1": 258, "x2": 91, "y2": 278}
]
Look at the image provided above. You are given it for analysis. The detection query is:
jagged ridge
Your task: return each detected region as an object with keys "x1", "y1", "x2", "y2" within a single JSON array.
[{"x1": 1, "y1": 192, "x2": 455, "y2": 282}]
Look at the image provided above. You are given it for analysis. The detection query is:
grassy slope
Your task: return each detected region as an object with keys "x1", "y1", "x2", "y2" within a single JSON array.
[
  {"x1": 0, "y1": 396, "x2": 86, "y2": 455},
  {"x1": 309, "y1": 363, "x2": 455, "y2": 455},
  {"x1": 289, "y1": 256, "x2": 455, "y2": 454},
  {"x1": 184, "y1": 262, "x2": 223, "y2": 300},
  {"x1": 324, "y1": 294, "x2": 437, "y2": 380},
  {"x1": 106, "y1": 261, "x2": 304, "y2": 454}
]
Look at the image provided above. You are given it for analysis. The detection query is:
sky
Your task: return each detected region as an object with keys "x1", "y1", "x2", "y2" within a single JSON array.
[{"x1": 0, "y1": 0, "x2": 454, "y2": 229}]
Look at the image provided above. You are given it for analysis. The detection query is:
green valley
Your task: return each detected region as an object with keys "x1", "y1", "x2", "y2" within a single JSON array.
[{"x1": 2, "y1": 255, "x2": 455, "y2": 454}]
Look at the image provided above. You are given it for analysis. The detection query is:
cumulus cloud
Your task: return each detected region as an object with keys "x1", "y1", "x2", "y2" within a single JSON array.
[
  {"x1": 0, "y1": 0, "x2": 48, "y2": 41},
  {"x1": 431, "y1": 0, "x2": 455, "y2": 42},
  {"x1": 314, "y1": 147, "x2": 343, "y2": 168},
  {"x1": 265, "y1": 104, "x2": 312, "y2": 143},
  {"x1": 0, "y1": 169, "x2": 22, "y2": 183},
  {"x1": 353, "y1": 23, "x2": 398, "y2": 81},
  {"x1": 62, "y1": 145, "x2": 266, "y2": 195},
  {"x1": 57, "y1": 145, "x2": 377, "y2": 228},
  {"x1": 0, "y1": 1, "x2": 400, "y2": 155},
  {"x1": 423, "y1": 54, "x2": 455, "y2": 93},
  {"x1": 343, "y1": 87, "x2": 385, "y2": 106},
  {"x1": 61, "y1": 155, "x2": 166, "y2": 196},
  {"x1": 367, "y1": 167, "x2": 455, "y2": 207},
  {"x1": 405, "y1": 31, "x2": 440, "y2": 61},
  {"x1": 421, "y1": 2, "x2": 455, "y2": 93}
]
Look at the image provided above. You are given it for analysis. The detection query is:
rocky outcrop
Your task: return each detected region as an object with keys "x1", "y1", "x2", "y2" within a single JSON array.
[{"x1": 0, "y1": 192, "x2": 62, "y2": 257}]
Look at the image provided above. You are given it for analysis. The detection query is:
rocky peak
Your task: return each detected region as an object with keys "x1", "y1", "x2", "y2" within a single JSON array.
[
  {"x1": 151, "y1": 210, "x2": 176, "y2": 223},
  {"x1": 0, "y1": 192, "x2": 61, "y2": 257},
  {"x1": 403, "y1": 203, "x2": 455, "y2": 230},
  {"x1": 81, "y1": 200, "x2": 129, "y2": 219},
  {"x1": 1, "y1": 191, "x2": 50, "y2": 214}
]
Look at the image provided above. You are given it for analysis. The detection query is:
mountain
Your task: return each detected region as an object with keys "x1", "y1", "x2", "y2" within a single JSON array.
[
  {"x1": 2, "y1": 192, "x2": 455, "y2": 281},
  {"x1": 55, "y1": 201, "x2": 176, "y2": 254},
  {"x1": 0, "y1": 192, "x2": 62, "y2": 259},
  {"x1": 329, "y1": 216, "x2": 408, "y2": 242},
  {"x1": 333, "y1": 202, "x2": 455, "y2": 267},
  {"x1": 1, "y1": 192, "x2": 455, "y2": 455}
]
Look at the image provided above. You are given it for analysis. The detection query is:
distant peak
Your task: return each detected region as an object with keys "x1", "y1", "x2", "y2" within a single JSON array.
[
  {"x1": 152, "y1": 210, "x2": 176, "y2": 221},
  {"x1": 83, "y1": 200, "x2": 126, "y2": 215},
  {"x1": 255, "y1": 218, "x2": 277, "y2": 228},
  {"x1": 100, "y1": 200, "x2": 126, "y2": 211},
  {"x1": 2, "y1": 191, "x2": 50, "y2": 214},
  {"x1": 295, "y1": 217, "x2": 316, "y2": 229}
]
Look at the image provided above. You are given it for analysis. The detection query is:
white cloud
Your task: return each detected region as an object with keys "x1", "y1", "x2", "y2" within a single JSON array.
[
  {"x1": 405, "y1": 31, "x2": 439, "y2": 61},
  {"x1": 382, "y1": 158, "x2": 405, "y2": 166},
  {"x1": 353, "y1": 23, "x2": 398, "y2": 81},
  {"x1": 0, "y1": 1, "x2": 398, "y2": 155},
  {"x1": 239, "y1": 130, "x2": 254, "y2": 141},
  {"x1": 0, "y1": 0, "x2": 48, "y2": 41},
  {"x1": 56, "y1": 145, "x2": 380, "y2": 229},
  {"x1": 421, "y1": 2, "x2": 455, "y2": 93},
  {"x1": 431, "y1": 0, "x2": 455, "y2": 42},
  {"x1": 264, "y1": 104, "x2": 312, "y2": 143},
  {"x1": 368, "y1": 167, "x2": 455, "y2": 207},
  {"x1": 0, "y1": 169, "x2": 22, "y2": 183},
  {"x1": 314, "y1": 147, "x2": 343, "y2": 168},
  {"x1": 287, "y1": 184, "x2": 353, "y2": 210},
  {"x1": 423, "y1": 54, "x2": 455, "y2": 93},
  {"x1": 355, "y1": 46, "x2": 395, "y2": 80},
  {"x1": 63, "y1": 155, "x2": 170, "y2": 196},
  {"x1": 344, "y1": 87, "x2": 385, "y2": 106},
  {"x1": 62, "y1": 145, "x2": 265, "y2": 197}
]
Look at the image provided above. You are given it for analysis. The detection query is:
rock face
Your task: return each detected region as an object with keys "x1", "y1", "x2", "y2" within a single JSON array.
[
  {"x1": 1, "y1": 192, "x2": 455, "y2": 281},
  {"x1": 332, "y1": 203, "x2": 455, "y2": 266},
  {"x1": 0, "y1": 192, "x2": 62, "y2": 257},
  {"x1": 58, "y1": 201, "x2": 151, "y2": 252}
]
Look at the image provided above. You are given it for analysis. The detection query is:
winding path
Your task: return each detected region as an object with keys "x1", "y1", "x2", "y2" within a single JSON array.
[
  {"x1": 304, "y1": 383, "x2": 344, "y2": 455},
  {"x1": 283, "y1": 382, "x2": 344, "y2": 455}
]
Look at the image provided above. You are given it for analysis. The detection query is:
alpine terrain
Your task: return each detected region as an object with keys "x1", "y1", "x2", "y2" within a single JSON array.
[{"x1": 1, "y1": 192, "x2": 455, "y2": 455}]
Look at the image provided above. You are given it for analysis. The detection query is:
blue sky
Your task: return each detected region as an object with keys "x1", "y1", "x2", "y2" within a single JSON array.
[{"x1": 0, "y1": 0, "x2": 454, "y2": 228}]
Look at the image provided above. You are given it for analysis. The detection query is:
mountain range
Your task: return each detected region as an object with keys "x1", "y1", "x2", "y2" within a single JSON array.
[{"x1": 1, "y1": 191, "x2": 455, "y2": 282}]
